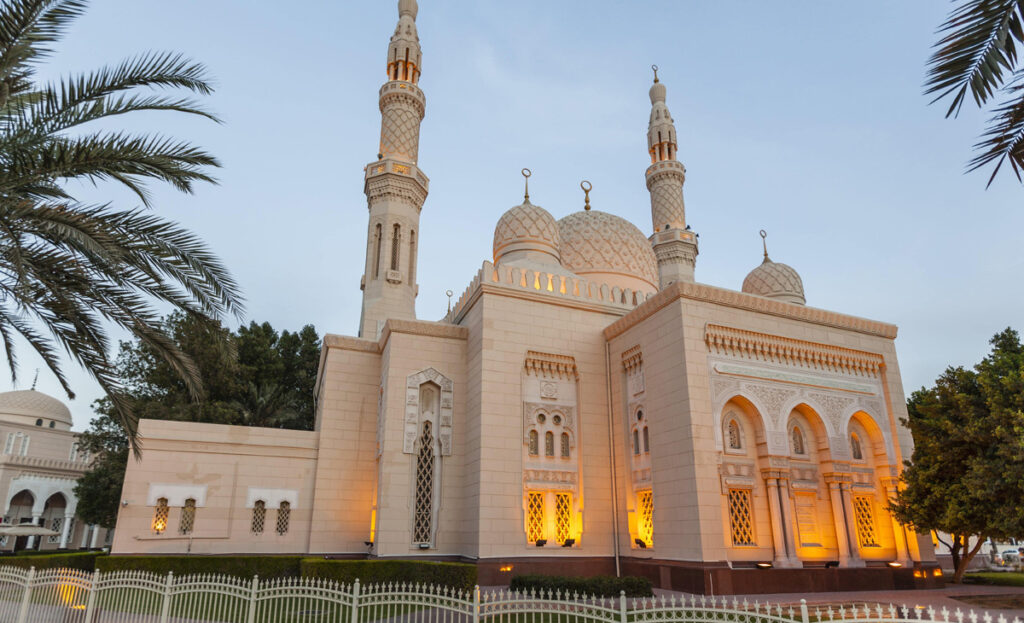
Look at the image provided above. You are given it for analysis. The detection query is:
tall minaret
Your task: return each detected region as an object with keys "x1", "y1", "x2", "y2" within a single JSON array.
[
  {"x1": 645, "y1": 67, "x2": 697, "y2": 287},
  {"x1": 359, "y1": 0, "x2": 429, "y2": 338}
]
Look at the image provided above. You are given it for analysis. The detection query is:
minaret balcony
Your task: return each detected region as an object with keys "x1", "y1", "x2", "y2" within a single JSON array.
[
  {"x1": 645, "y1": 158, "x2": 686, "y2": 184},
  {"x1": 650, "y1": 228, "x2": 698, "y2": 246},
  {"x1": 364, "y1": 158, "x2": 429, "y2": 191}
]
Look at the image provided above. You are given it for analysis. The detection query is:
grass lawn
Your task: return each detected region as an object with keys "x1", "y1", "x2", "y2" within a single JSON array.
[{"x1": 963, "y1": 572, "x2": 1024, "y2": 587}]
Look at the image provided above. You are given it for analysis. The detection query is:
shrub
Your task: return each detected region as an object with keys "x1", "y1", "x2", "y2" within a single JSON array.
[
  {"x1": 509, "y1": 574, "x2": 653, "y2": 598},
  {"x1": 0, "y1": 551, "x2": 103, "y2": 571},
  {"x1": 97, "y1": 555, "x2": 303, "y2": 579},
  {"x1": 301, "y1": 559, "x2": 477, "y2": 591}
]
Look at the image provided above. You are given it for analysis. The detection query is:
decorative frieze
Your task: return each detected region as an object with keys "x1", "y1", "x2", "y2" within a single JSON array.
[
  {"x1": 524, "y1": 351, "x2": 578, "y2": 380},
  {"x1": 705, "y1": 324, "x2": 884, "y2": 377}
]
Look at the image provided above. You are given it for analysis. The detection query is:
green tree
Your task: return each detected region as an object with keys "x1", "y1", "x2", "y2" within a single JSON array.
[
  {"x1": 0, "y1": 0, "x2": 243, "y2": 452},
  {"x1": 72, "y1": 411, "x2": 129, "y2": 529},
  {"x1": 926, "y1": 1, "x2": 1024, "y2": 186},
  {"x1": 891, "y1": 328, "x2": 1024, "y2": 582}
]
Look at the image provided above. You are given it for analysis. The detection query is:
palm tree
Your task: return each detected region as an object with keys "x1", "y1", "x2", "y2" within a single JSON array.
[
  {"x1": 0, "y1": 0, "x2": 243, "y2": 452},
  {"x1": 232, "y1": 382, "x2": 304, "y2": 430},
  {"x1": 927, "y1": 0, "x2": 1024, "y2": 186}
]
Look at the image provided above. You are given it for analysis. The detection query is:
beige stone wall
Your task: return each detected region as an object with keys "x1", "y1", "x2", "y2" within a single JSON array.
[{"x1": 112, "y1": 420, "x2": 317, "y2": 555}]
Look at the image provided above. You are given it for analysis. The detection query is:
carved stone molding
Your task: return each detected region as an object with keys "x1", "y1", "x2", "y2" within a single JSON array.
[
  {"x1": 403, "y1": 368, "x2": 453, "y2": 456},
  {"x1": 524, "y1": 469, "x2": 577, "y2": 487},
  {"x1": 806, "y1": 391, "x2": 857, "y2": 431},
  {"x1": 524, "y1": 351, "x2": 578, "y2": 380},
  {"x1": 744, "y1": 383, "x2": 799, "y2": 427},
  {"x1": 705, "y1": 324, "x2": 884, "y2": 377},
  {"x1": 523, "y1": 403, "x2": 576, "y2": 445},
  {"x1": 621, "y1": 345, "x2": 643, "y2": 373}
]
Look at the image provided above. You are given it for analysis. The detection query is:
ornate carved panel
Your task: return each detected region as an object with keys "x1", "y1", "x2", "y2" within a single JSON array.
[{"x1": 403, "y1": 368, "x2": 454, "y2": 456}]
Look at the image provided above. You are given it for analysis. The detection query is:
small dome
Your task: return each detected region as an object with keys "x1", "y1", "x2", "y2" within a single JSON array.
[
  {"x1": 557, "y1": 210, "x2": 659, "y2": 294},
  {"x1": 742, "y1": 258, "x2": 806, "y2": 305},
  {"x1": 0, "y1": 389, "x2": 72, "y2": 426},
  {"x1": 493, "y1": 200, "x2": 561, "y2": 267}
]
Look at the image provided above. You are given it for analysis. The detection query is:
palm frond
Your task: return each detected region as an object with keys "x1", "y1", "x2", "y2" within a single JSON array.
[
  {"x1": 967, "y1": 74, "x2": 1024, "y2": 185},
  {"x1": 926, "y1": 0, "x2": 1024, "y2": 117}
]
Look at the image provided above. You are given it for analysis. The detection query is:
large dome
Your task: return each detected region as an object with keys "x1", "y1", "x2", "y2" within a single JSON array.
[
  {"x1": 493, "y1": 200, "x2": 561, "y2": 267},
  {"x1": 742, "y1": 258, "x2": 806, "y2": 305},
  {"x1": 0, "y1": 389, "x2": 72, "y2": 426},
  {"x1": 557, "y1": 210, "x2": 659, "y2": 293}
]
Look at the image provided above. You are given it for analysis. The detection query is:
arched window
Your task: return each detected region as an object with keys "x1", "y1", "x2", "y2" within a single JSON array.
[
  {"x1": 373, "y1": 223, "x2": 382, "y2": 278},
  {"x1": 252, "y1": 501, "x2": 265, "y2": 534},
  {"x1": 391, "y1": 224, "x2": 401, "y2": 271},
  {"x1": 408, "y1": 230, "x2": 417, "y2": 283},
  {"x1": 18, "y1": 435, "x2": 29, "y2": 456},
  {"x1": 413, "y1": 421, "x2": 434, "y2": 544},
  {"x1": 560, "y1": 432, "x2": 570, "y2": 458},
  {"x1": 528, "y1": 430, "x2": 538, "y2": 456},
  {"x1": 791, "y1": 426, "x2": 805, "y2": 455},
  {"x1": 34, "y1": 419, "x2": 42, "y2": 427},
  {"x1": 632, "y1": 430, "x2": 640, "y2": 455},
  {"x1": 4, "y1": 433, "x2": 14, "y2": 454},
  {"x1": 152, "y1": 498, "x2": 168, "y2": 534},
  {"x1": 179, "y1": 498, "x2": 196, "y2": 535},
  {"x1": 48, "y1": 421, "x2": 54, "y2": 428},
  {"x1": 850, "y1": 433, "x2": 863, "y2": 461},
  {"x1": 276, "y1": 501, "x2": 290, "y2": 535},
  {"x1": 642, "y1": 427, "x2": 650, "y2": 453},
  {"x1": 69, "y1": 443, "x2": 78, "y2": 462},
  {"x1": 545, "y1": 431, "x2": 554, "y2": 457},
  {"x1": 726, "y1": 420, "x2": 742, "y2": 450}
]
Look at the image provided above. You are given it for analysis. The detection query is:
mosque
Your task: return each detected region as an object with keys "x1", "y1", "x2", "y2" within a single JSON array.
[{"x1": 111, "y1": 0, "x2": 942, "y2": 593}]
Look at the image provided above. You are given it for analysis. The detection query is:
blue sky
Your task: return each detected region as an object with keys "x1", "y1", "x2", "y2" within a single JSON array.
[{"x1": 11, "y1": 1, "x2": 1024, "y2": 428}]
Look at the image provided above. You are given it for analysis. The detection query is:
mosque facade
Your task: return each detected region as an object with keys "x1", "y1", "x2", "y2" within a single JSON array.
[{"x1": 111, "y1": 0, "x2": 941, "y2": 594}]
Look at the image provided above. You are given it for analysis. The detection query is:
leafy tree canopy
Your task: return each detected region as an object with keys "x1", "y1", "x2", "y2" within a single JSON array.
[
  {"x1": 891, "y1": 327, "x2": 1024, "y2": 582},
  {"x1": 73, "y1": 314, "x2": 320, "y2": 527}
]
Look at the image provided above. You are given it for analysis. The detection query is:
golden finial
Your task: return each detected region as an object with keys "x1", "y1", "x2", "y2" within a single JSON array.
[
  {"x1": 31, "y1": 369, "x2": 38, "y2": 390},
  {"x1": 652, "y1": 64, "x2": 659, "y2": 83},
  {"x1": 760, "y1": 229, "x2": 769, "y2": 262},
  {"x1": 581, "y1": 180, "x2": 592, "y2": 211},
  {"x1": 521, "y1": 168, "x2": 531, "y2": 202}
]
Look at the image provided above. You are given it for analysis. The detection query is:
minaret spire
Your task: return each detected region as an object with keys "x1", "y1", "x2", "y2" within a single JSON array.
[
  {"x1": 359, "y1": 0, "x2": 429, "y2": 338},
  {"x1": 645, "y1": 67, "x2": 698, "y2": 287}
]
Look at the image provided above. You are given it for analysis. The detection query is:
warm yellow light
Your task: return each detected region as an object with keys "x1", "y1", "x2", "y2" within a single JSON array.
[
  {"x1": 933, "y1": 568, "x2": 943, "y2": 577},
  {"x1": 499, "y1": 565, "x2": 513, "y2": 572},
  {"x1": 887, "y1": 561, "x2": 902, "y2": 568},
  {"x1": 58, "y1": 583, "x2": 87, "y2": 610},
  {"x1": 152, "y1": 519, "x2": 166, "y2": 534},
  {"x1": 913, "y1": 570, "x2": 924, "y2": 578}
]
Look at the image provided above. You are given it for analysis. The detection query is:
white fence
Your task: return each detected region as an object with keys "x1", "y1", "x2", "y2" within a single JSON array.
[{"x1": 0, "y1": 565, "x2": 1017, "y2": 623}]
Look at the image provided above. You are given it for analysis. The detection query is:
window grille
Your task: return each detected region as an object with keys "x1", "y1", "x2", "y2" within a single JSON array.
[
  {"x1": 3, "y1": 433, "x2": 13, "y2": 454},
  {"x1": 527, "y1": 492, "x2": 544, "y2": 543},
  {"x1": 853, "y1": 495, "x2": 879, "y2": 547},
  {"x1": 632, "y1": 429, "x2": 640, "y2": 455},
  {"x1": 528, "y1": 430, "x2": 538, "y2": 456},
  {"x1": 69, "y1": 443, "x2": 78, "y2": 462},
  {"x1": 555, "y1": 493, "x2": 571, "y2": 544},
  {"x1": 727, "y1": 420, "x2": 741, "y2": 450},
  {"x1": 850, "y1": 433, "x2": 863, "y2": 460},
  {"x1": 18, "y1": 435, "x2": 28, "y2": 456},
  {"x1": 642, "y1": 427, "x2": 649, "y2": 453},
  {"x1": 276, "y1": 501, "x2": 291, "y2": 535},
  {"x1": 391, "y1": 224, "x2": 401, "y2": 271},
  {"x1": 560, "y1": 433, "x2": 570, "y2": 458},
  {"x1": 179, "y1": 498, "x2": 196, "y2": 535},
  {"x1": 373, "y1": 224, "x2": 382, "y2": 277},
  {"x1": 727, "y1": 489, "x2": 756, "y2": 546},
  {"x1": 252, "y1": 501, "x2": 265, "y2": 534},
  {"x1": 413, "y1": 422, "x2": 434, "y2": 544},
  {"x1": 637, "y1": 489, "x2": 654, "y2": 546},
  {"x1": 544, "y1": 431, "x2": 554, "y2": 457},
  {"x1": 791, "y1": 426, "x2": 805, "y2": 455},
  {"x1": 47, "y1": 517, "x2": 63, "y2": 544},
  {"x1": 152, "y1": 498, "x2": 169, "y2": 534}
]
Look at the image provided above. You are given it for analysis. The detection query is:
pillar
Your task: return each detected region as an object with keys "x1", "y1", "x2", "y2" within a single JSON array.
[
  {"x1": 80, "y1": 525, "x2": 92, "y2": 549},
  {"x1": 58, "y1": 513, "x2": 73, "y2": 549},
  {"x1": 882, "y1": 477, "x2": 912, "y2": 565},
  {"x1": 778, "y1": 477, "x2": 801, "y2": 567},
  {"x1": 763, "y1": 475, "x2": 789, "y2": 567},
  {"x1": 839, "y1": 482, "x2": 866, "y2": 567},
  {"x1": 25, "y1": 513, "x2": 41, "y2": 550},
  {"x1": 826, "y1": 480, "x2": 853, "y2": 566},
  {"x1": 90, "y1": 525, "x2": 101, "y2": 549}
]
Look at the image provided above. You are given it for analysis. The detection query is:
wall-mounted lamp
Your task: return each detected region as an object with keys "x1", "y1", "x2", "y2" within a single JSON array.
[
  {"x1": 932, "y1": 568, "x2": 943, "y2": 577},
  {"x1": 364, "y1": 541, "x2": 374, "y2": 547},
  {"x1": 562, "y1": 539, "x2": 575, "y2": 548},
  {"x1": 886, "y1": 561, "x2": 902, "y2": 568},
  {"x1": 634, "y1": 538, "x2": 647, "y2": 549},
  {"x1": 499, "y1": 565, "x2": 514, "y2": 573},
  {"x1": 418, "y1": 543, "x2": 430, "y2": 550},
  {"x1": 755, "y1": 562, "x2": 773, "y2": 569},
  {"x1": 121, "y1": 500, "x2": 128, "y2": 507},
  {"x1": 535, "y1": 539, "x2": 547, "y2": 547},
  {"x1": 824, "y1": 561, "x2": 839, "y2": 569}
]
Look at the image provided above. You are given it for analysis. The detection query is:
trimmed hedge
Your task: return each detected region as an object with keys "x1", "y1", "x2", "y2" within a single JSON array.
[
  {"x1": 0, "y1": 551, "x2": 103, "y2": 571},
  {"x1": 509, "y1": 574, "x2": 653, "y2": 598},
  {"x1": 97, "y1": 555, "x2": 303, "y2": 579},
  {"x1": 302, "y1": 559, "x2": 477, "y2": 591}
]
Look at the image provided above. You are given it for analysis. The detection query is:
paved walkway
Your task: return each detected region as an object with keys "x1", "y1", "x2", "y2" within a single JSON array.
[{"x1": 651, "y1": 584, "x2": 1024, "y2": 620}]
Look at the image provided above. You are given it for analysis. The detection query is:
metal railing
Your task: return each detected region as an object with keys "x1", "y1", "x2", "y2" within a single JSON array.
[{"x1": 0, "y1": 565, "x2": 1017, "y2": 623}]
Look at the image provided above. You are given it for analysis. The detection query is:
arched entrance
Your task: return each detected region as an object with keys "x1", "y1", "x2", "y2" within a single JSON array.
[{"x1": 6, "y1": 490, "x2": 35, "y2": 552}]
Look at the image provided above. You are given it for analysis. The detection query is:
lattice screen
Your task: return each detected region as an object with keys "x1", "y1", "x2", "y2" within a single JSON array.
[
  {"x1": 413, "y1": 422, "x2": 434, "y2": 544},
  {"x1": 47, "y1": 517, "x2": 62, "y2": 543},
  {"x1": 276, "y1": 502, "x2": 291, "y2": 535},
  {"x1": 179, "y1": 499, "x2": 196, "y2": 535},
  {"x1": 727, "y1": 420, "x2": 741, "y2": 449},
  {"x1": 528, "y1": 430, "x2": 538, "y2": 456},
  {"x1": 252, "y1": 501, "x2": 265, "y2": 534},
  {"x1": 727, "y1": 489, "x2": 756, "y2": 546},
  {"x1": 555, "y1": 493, "x2": 571, "y2": 544},
  {"x1": 152, "y1": 498, "x2": 169, "y2": 534},
  {"x1": 853, "y1": 495, "x2": 879, "y2": 547},
  {"x1": 637, "y1": 489, "x2": 654, "y2": 546},
  {"x1": 527, "y1": 492, "x2": 544, "y2": 542}
]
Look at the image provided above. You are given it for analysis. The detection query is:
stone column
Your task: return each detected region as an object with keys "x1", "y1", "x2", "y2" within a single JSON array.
[
  {"x1": 58, "y1": 513, "x2": 73, "y2": 549},
  {"x1": 882, "y1": 477, "x2": 912, "y2": 565},
  {"x1": 80, "y1": 525, "x2": 92, "y2": 549},
  {"x1": 839, "y1": 483, "x2": 866, "y2": 567},
  {"x1": 824, "y1": 473, "x2": 862, "y2": 567},
  {"x1": 90, "y1": 526, "x2": 101, "y2": 549},
  {"x1": 762, "y1": 471, "x2": 792, "y2": 566},
  {"x1": 778, "y1": 477, "x2": 801, "y2": 566},
  {"x1": 26, "y1": 513, "x2": 42, "y2": 550}
]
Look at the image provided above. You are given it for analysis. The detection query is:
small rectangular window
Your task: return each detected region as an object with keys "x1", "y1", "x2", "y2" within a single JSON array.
[
  {"x1": 179, "y1": 499, "x2": 196, "y2": 535},
  {"x1": 526, "y1": 492, "x2": 544, "y2": 543},
  {"x1": 555, "y1": 493, "x2": 571, "y2": 545},
  {"x1": 727, "y1": 488, "x2": 756, "y2": 547},
  {"x1": 853, "y1": 495, "x2": 879, "y2": 548}
]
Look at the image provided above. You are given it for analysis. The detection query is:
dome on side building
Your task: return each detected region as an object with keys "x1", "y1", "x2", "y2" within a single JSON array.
[
  {"x1": 742, "y1": 257, "x2": 806, "y2": 305},
  {"x1": 493, "y1": 200, "x2": 562, "y2": 267},
  {"x1": 557, "y1": 210, "x2": 659, "y2": 294},
  {"x1": 0, "y1": 389, "x2": 73, "y2": 426}
]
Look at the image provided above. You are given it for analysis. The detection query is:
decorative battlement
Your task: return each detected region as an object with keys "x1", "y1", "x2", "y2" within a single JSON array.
[
  {"x1": 705, "y1": 324, "x2": 885, "y2": 377},
  {"x1": 1, "y1": 454, "x2": 87, "y2": 473},
  {"x1": 447, "y1": 261, "x2": 653, "y2": 324}
]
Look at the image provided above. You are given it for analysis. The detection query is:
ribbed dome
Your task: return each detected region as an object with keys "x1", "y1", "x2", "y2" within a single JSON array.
[
  {"x1": 0, "y1": 389, "x2": 72, "y2": 425},
  {"x1": 742, "y1": 258, "x2": 806, "y2": 305},
  {"x1": 557, "y1": 210, "x2": 659, "y2": 293},
  {"x1": 493, "y1": 200, "x2": 561, "y2": 267}
]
